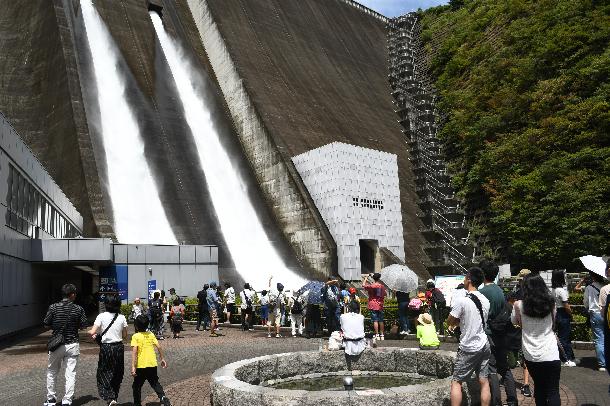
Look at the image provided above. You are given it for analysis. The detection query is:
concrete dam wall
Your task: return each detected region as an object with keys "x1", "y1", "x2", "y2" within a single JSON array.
[{"x1": 0, "y1": 0, "x2": 432, "y2": 282}]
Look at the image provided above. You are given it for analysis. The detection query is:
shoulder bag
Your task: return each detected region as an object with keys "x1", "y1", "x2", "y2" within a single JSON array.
[
  {"x1": 95, "y1": 313, "x2": 119, "y2": 346},
  {"x1": 47, "y1": 302, "x2": 74, "y2": 352}
]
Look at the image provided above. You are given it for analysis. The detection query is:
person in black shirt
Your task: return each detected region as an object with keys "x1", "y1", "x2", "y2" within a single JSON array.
[
  {"x1": 43, "y1": 283, "x2": 88, "y2": 406},
  {"x1": 396, "y1": 290, "x2": 411, "y2": 334},
  {"x1": 196, "y1": 284, "x2": 210, "y2": 331}
]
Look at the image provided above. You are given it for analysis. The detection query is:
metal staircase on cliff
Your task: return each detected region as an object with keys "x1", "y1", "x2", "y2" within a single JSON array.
[{"x1": 387, "y1": 13, "x2": 472, "y2": 275}]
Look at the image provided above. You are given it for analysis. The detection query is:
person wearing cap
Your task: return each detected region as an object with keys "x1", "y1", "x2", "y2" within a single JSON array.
[
  {"x1": 362, "y1": 273, "x2": 387, "y2": 341},
  {"x1": 417, "y1": 313, "x2": 440, "y2": 349},
  {"x1": 585, "y1": 270, "x2": 607, "y2": 371},
  {"x1": 345, "y1": 287, "x2": 361, "y2": 309}
]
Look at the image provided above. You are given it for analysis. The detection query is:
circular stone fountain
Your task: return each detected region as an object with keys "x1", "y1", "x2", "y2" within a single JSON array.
[{"x1": 210, "y1": 348, "x2": 472, "y2": 405}]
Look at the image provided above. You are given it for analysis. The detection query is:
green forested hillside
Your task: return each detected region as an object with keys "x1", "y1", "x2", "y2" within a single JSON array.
[{"x1": 419, "y1": 0, "x2": 609, "y2": 269}]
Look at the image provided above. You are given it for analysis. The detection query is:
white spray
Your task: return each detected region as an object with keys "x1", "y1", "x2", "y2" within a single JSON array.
[
  {"x1": 81, "y1": 1, "x2": 177, "y2": 244},
  {"x1": 151, "y1": 13, "x2": 304, "y2": 289}
]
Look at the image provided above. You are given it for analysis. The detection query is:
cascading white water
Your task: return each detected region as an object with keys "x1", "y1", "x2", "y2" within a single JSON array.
[
  {"x1": 151, "y1": 13, "x2": 304, "y2": 289},
  {"x1": 81, "y1": 1, "x2": 176, "y2": 245}
]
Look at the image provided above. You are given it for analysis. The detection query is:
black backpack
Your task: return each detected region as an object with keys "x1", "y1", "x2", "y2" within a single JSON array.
[
  {"x1": 291, "y1": 298, "x2": 303, "y2": 314},
  {"x1": 150, "y1": 299, "x2": 163, "y2": 320},
  {"x1": 488, "y1": 301, "x2": 512, "y2": 334}
]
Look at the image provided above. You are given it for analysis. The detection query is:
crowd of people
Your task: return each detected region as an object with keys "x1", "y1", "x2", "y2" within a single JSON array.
[{"x1": 41, "y1": 259, "x2": 609, "y2": 406}]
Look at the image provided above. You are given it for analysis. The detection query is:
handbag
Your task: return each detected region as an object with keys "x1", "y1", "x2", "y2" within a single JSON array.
[
  {"x1": 47, "y1": 302, "x2": 74, "y2": 352},
  {"x1": 95, "y1": 313, "x2": 119, "y2": 346}
]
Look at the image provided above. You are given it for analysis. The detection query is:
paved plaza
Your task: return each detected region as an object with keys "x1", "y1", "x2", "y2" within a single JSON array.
[{"x1": 0, "y1": 325, "x2": 607, "y2": 405}]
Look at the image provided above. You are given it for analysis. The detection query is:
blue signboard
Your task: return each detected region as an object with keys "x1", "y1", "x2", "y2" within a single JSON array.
[
  {"x1": 99, "y1": 265, "x2": 128, "y2": 301},
  {"x1": 148, "y1": 279, "x2": 157, "y2": 300}
]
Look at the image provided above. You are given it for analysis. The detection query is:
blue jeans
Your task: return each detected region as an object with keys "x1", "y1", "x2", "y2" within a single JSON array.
[
  {"x1": 398, "y1": 301, "x2": 410, "y2": 332},
  {"x1": 555, "y1": 308, "x2": 574, "y2": 362},
  {"x1": 590, "y1": 311, "x2": 606, "y2": 368}
]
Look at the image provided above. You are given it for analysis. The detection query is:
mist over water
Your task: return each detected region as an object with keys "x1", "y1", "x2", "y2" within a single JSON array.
[
  {"x1": 151, "y1": 13, "x2": 304, "y2": 289},
  {"x1": 81, "y1": 1, "x2": 177, "y2": 245}
]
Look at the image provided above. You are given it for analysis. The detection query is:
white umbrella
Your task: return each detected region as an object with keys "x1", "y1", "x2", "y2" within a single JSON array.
[
  {"x1": 579, "y1": 255, "x2": 608, "y2": 278},
  {"x1": 380, "y1": 264, "x2": 418, "y2": 293}
]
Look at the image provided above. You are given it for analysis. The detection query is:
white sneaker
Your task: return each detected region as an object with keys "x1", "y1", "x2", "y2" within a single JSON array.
[
  {"x1": 563, "y1": 360, "x2": 576, "y2": 367},
  {"x1": 267, "y1": 333, "x2": 272, "y2": 338},
  {"x1": 374, "y1": 334, "x2": 380, "y2": 341},
  {"x1": 380, "y1": 335, "x2": 385, "y2": 341},
  {"x1": 599, "y1": 367, "x2": 606, "y2": 372},
  {"x1": 276, "y1": 333, "x2": 282, "y2": 338},
  {"x1": 399, "y1": 331, "x2": 408, "y2": 335},
  {"x1": 109, "y1": 401, "x2": 118, "y2": 406}
]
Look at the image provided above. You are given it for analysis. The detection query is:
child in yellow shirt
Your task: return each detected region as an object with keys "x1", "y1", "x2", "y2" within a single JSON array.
[{"x1": 131, "y1": 315, "x2": 171, "y2": 406}]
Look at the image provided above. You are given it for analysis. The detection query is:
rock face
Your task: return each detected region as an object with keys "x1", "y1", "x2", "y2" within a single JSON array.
[
  {"x1": 210, "y1": 348, "x2": 470, "y2": 406},
  {"x1": 0, "y1": 0, "x2": 431, "y2": 280}
]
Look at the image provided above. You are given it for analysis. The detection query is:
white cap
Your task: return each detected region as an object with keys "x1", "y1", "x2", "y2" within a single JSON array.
[{"x1": 426, "y1": 279, "x2": 435, "y2": 285}]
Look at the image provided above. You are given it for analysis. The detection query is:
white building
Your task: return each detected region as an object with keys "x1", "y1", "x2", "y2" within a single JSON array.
[{"x1": 293, "y1": 142, "x2": 404, "y2": 280}]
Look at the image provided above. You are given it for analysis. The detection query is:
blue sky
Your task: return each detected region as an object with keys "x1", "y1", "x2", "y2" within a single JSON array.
[{"x1": 358, "y1": 0, "x2": 449, "y2": 17}]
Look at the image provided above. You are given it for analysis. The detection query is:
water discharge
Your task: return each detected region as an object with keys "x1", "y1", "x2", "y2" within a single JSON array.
[
  {"x1": 151, "y1": 13, "x2": 304, "y2": 289},
  {"x1": 81, "y1": 0, "x2": 177, "y2": 245}
]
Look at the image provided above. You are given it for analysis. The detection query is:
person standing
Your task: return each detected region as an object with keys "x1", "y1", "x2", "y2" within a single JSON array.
[
  {"x1": 289, "y1": 293, "x2": 305, "y2": 337},
  {"x1": 339, "y1": 283, "x2": 350, "y2": 313},
  {"x1": 267, "y1": 281, "x2": 287, "y2": 338},
  {"x1": 168, "y1": 288, "x2": 179, "y2": 305},
  {"x1": 207, "y1": 282, "x2": 221, "y2": 337},
  {"x1": 511, "y1": 274, "x2": 561, "y2": 406},
  {"x1": 362, "y1": 273, "x2": 387, "y2": 341},
  {"x1": 148, "y1": 291, "x2": 164, "y2": 340},
  {"x1": 447, "y1": 267, "x2": 491, "y2": 406},
  {"x1": 305, "y1": 301, "x2": 321, "y2": 339},
  {"x1": 396, "y1": 290, "x2": 410, "y2": 335},
  {"x1": 89, "y1": 294, "x2": 128, "y2": 406},
  {"x1": 223, "y1": 283, "x2": 236, "y2": 324},
  {"x1": 43, "y1": 283, "x2": 88, "y2": 406},
  {"x1": 425, "y1": 279, "x2": 447, "y2": 335},
  {"x1": 196, "y1": 284, "x2": 210, "y2": 331},
  {"x1": 479, "y1": 259, "x2": 518, "y2": 406},
  {"x1": 259, "y1": 290, "x2": 269, "y2": 326},
  {"x1": 551, "y1": 270, "x2": 576, "y2": 366},
  {"x1": 130, "y1": 315, "x2": 171, "y2": 406},
  {"x1": 322, "y1": 278, "x2": 341, "y2": 334},
  {"x1": 130, "y1": 298, "x2": 144, "y2": 322},
  {"x1": 585, "y1": 271, "x2": 607, "y2": 371},
  {"x1": 240, "y1": 283, "x2": 255, "y2": 331},
  {"x1": 169, "y1": 299, "x2": 185, "y2": 339}
]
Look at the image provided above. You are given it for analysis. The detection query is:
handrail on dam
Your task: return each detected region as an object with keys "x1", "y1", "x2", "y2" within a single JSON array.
[{"x1": 337, "y1": 0, "x2": 390, "y2": 23}]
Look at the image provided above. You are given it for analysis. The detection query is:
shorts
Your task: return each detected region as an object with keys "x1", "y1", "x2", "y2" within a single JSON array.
[
  {"x1": 260, "y1": 305, "x2": 269, "y2": 320},
  {"x1": 370, "y1": 310, "x2": 384, "y2": 322},
  {"x1": 226, "y1": 303, "x2": 235, "y2": 314},
  {"x1": 267, "y1": 309, "x2": 281, "y2": 327},
  {"x1": 453, "y1": 342, "x2": 491, "y2": 382},
  {"x1": 209, "y1": 308, "x2": 219, "y2": 321}
]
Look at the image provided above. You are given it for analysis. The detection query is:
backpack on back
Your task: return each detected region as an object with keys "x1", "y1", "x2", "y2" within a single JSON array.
[
  {"x1": 291, "y1": 298, "x2": 303, "y2": 314},
  {"x1": 171, "y1": 306, "x2": 183, "y2": 324},
  {"x1": 150, "y1": 299, "x2": 163, "y2": 320},
  {"x1": 268, "y1": 290, "x2": 279, "y2": 310},
  {"x1": 488, "y1": 301, "x2": 512, "y2": 334}
]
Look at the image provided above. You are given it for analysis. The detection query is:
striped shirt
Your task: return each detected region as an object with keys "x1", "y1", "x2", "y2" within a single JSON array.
[{"x1": 43, "y1": 299, "x2": 88, "y2": 344}]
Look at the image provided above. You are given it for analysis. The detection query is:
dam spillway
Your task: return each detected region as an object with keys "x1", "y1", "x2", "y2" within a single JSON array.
[
  {"x1": 80, "y1": 0, "x2": 176, "y2": 245},
  {"x1": 150, "y1": 12, "x2": 303, "y2": 288}
]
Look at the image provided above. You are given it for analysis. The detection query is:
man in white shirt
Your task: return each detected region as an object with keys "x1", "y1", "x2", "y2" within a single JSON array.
[
  {"x1": 223, "y1": 283, "x2": 236, "y2": 324},
  {"x1": 340, "y1": 301, "x2": 366, "y2": 356},
  {"x1": 447, "y1": 267, "x2": 491, "y2": 406}
]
